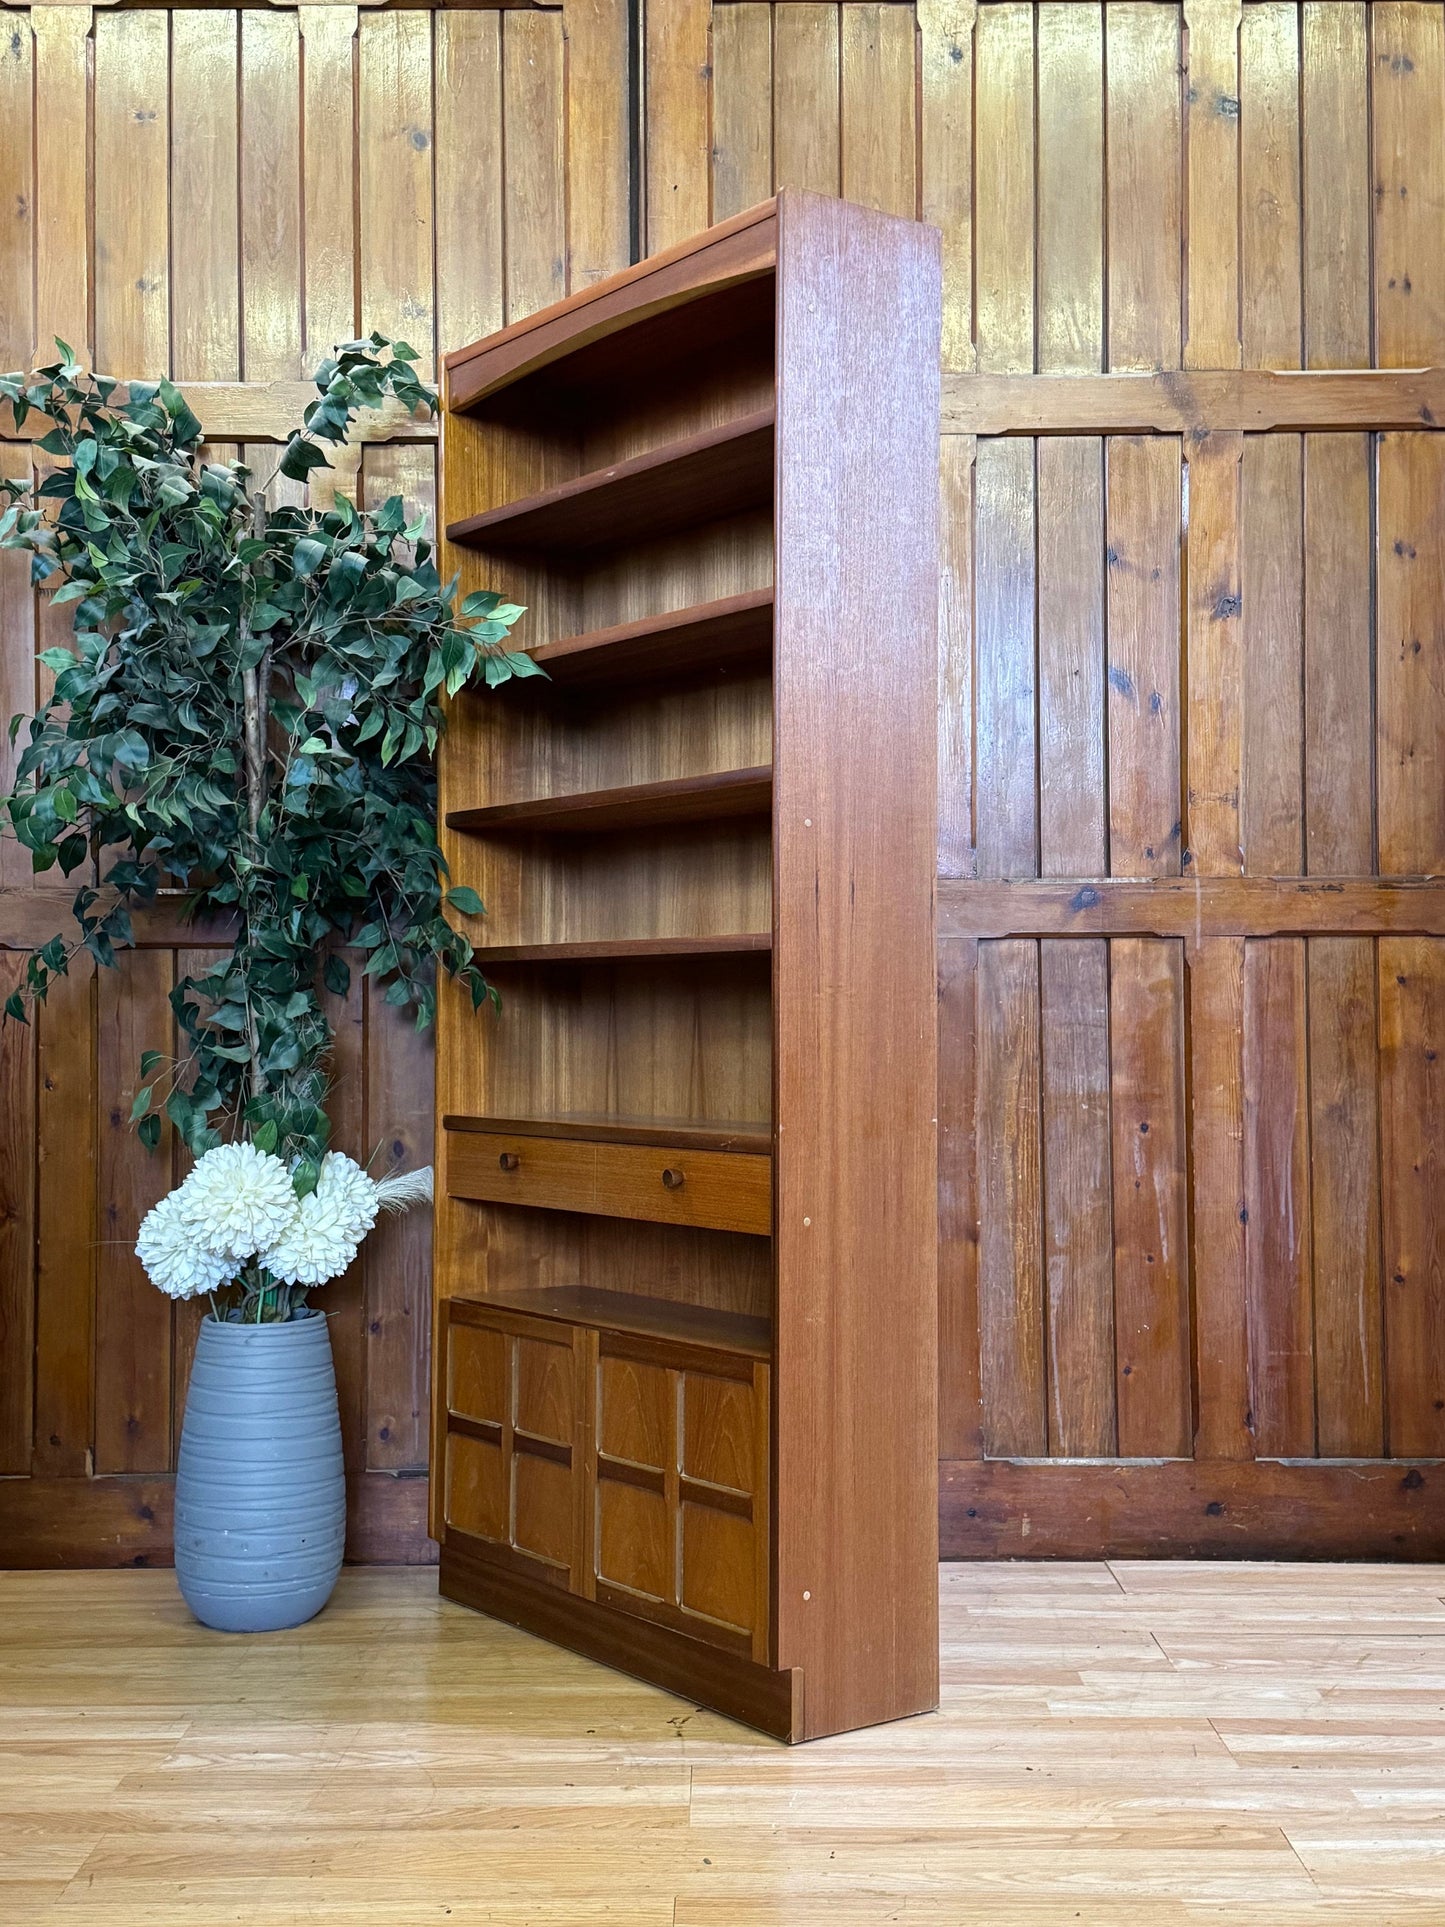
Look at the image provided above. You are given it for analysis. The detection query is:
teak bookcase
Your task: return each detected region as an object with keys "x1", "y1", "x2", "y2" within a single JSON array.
[{"x1": 432, "y1": 191, "x2": 941, "y2": 1742}]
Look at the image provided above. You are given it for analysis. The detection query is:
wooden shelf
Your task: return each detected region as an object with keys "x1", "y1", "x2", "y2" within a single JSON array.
[
  {"x1": 448, "y1": 766, "x2": 772, "y2": 836},
  {"x1": 443, "y1": 1111, "x2": 772, "y2": 1156},
  {"x1": 444, "y1": 408, "x2": 775, "y2": 556},
  {"x1": 474, "y1": 934, "x2": 772, "y2": 966},
  {"x1": 450, "y1": 1286, "x2": 771, "y2": 1360},
  {"x1": 513, "y1": 590, "x2": 775, "y2": 692}
]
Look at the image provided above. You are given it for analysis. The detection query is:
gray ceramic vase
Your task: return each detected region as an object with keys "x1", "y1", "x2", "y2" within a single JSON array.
[{"x1": 174, "y1": 1310, "x2": 345, "y2": 1633}]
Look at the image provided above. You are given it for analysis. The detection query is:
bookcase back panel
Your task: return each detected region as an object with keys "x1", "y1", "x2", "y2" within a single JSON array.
[
  {"x1": 462, "y1": 958, "x2": 772, "y2": 1125},
  {"x1": 471, "y1": 670, "x2": 772, "y2": 806},
  {"x1": 477, "y1": 276, "x2": 776, "y2": 476},
  {"x1": 457, "y1": 826, "x2": 772, "y2": 949},
  {"x1": 443, "y1": 1203, "x2": 771, "y2": 1320},
  {"x1": 576, "y1": 511, "x2": 774, "y2": 640}
]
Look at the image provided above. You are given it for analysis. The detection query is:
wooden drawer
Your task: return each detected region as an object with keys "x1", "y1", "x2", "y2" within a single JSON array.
[
  {"x1": 448, "y1": 1128, "x2": 771, "y2": 1236},
  {"x1": 448, "y1": 1130, "x2": 598, "y2": 1213},
  {"x1": 594, "y1": 1143, "x2": 771, "y2": 1235}
]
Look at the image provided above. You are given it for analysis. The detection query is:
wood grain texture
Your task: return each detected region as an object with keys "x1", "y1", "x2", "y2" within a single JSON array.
[
  {"x1": 299, "y1": 6, "x2": 357, "y2": 366},
  {"x1": 771, "y1": 191, "x2": 939, "y2": 1736},
  {"x1": 918, "y1": 0, "x2": 977, "y2": 375},
  {"x1": 1302, "y1": 2, "x2": 1369, "y2": 368},
  {"x1": 974, "y1": 2, "x2": 1034, "y2": 375},
  {"x1": 1037, "y1": 1, "x2": 1102, "y2": 376},
  {"x1": 1184, "y1": 432, "x2": 1244, "y2": 877},
  {"x1": 1041, "y1": 940, "x2": 1114, "y2": 1458},
  {"x1": 1240, "y1": 1, "x2": 1301, "y2": 370},
  {"x1": 1303, "y1": 434, "x2": 1372, "y2": 876},
  {"x1": 644, "y1": 0, "x2": 711, "y2": 255},
  {"x1": 1183, "y1": 0, "x2": 1241, "y2": 371},
  {"x1": 1189, "y1": 937, "x2": 1252, "y2": 1461},
  {"x1": 973, "y1": 436, "x2": 1037, "y2": 880},
  {"x1": 1105, "y1": 435, "x2": 1181, "y2": 879},
  {"x1": 942, "y1": 368, "x2": 1445, "y2": 436},
  {"x1": 839, "y1": 3, "x2": 917, "y2": 221},
  {"x1": 937, "y1": 935, "x2": 981, "y2": 1460},
  {"x1": 32, "y1": 5, "x2": 89, "y2": 364},
  {"x1": 94, "y1": 9, "x2": 169, "y2": 377},
  {"x1": 1106, "y1": 0, "x2": 1182, "y2": 372},
  {"x1": 940, "y1": 877, "x2": 1445, "y2": 943},
  {"x1": 975, "y1": 939, "x2": 1045, "y2": 1458},
  {"x1": 772, "y1": 4, "x2": 839, "y2": 198},
  {"x1": 0, "y1": 951, "x2": 36, "y2": 1474},
  {"x1": 0, "y1": 14, "x2": 33, "y2": 370},
  {"x1": 936, "y1": 434, "x2": 976, "y2": 879},
  {"x1": 19, "y1": 1563, "x2": 1445, "y2": 1916},
  {"x1": 711, "y1": 3, "x2": 773, "y2": 225},
  {"x1": 1377, "y1": 433, "x2": 1445, "y2": 877},
  {"x1": 1110, "y1": 939, "x2": 1190, "y2": 1459},
  {"x1": 1240, "y1": 434, "x2": 1303, "y2": 876},
  {"x1": 1378, "y1": 938, "x2": 1445, "y2": 1458},
  {"x1": 1372, "y1": 0, "x2": 1445, "y2": 368},
  {"x1": 1038, "y1": 437, "x2": 1105, "y2": 876}
]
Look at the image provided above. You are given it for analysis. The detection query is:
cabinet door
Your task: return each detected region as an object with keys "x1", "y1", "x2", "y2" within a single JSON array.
[
  {"x1": 442, "y1": 1306, "x2": 590, "y2": 1593},
  {"x1": 594, "y1": 1333, "x2": 770, "y2": 1662}
]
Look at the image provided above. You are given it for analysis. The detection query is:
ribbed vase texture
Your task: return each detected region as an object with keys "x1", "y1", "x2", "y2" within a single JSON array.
[{"x1": 175, "y1": 1311, "x2": 345, "y2": 1632}]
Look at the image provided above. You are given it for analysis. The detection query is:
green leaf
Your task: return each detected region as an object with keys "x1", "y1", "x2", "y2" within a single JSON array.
[
  {"x1": 292, "y1": 537, "x2": 327, "y2": 577},
  {"x1": 138, "y1": 1113, "x2": 161, "y2": 1152},
  {"x1": 446, "y1": 885, "x2": 484, "y2": 916},
  {"x1": 129, "y1": 1084, "x2": 154, "y2": 1122},
  {"x1": 323, "y1": 954, "x2": 351, "y2": 998},
  {"x1": 252, "y1": 1118, "x2": 279, "y2": 1154},
  {"x1": 139, "y1": 1049, "x2": 164, "y2": 1077}
]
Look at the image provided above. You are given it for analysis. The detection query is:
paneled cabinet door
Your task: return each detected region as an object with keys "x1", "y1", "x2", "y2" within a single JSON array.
[
  {"x1": 594, "y1": 1333, "x2": 771, "y2": 1664},
  {"x1": 442, "y1": 1305, "x2": 592, "y2": 1594}
]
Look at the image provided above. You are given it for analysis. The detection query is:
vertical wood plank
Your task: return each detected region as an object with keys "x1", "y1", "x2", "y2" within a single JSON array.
[
  {"x1": 976, "y1": 939, "x2": 1045, "y2": 1457},
  {"x1": 241, "y1": 10, "x2": 302, "y2": 382},
  {"x1": 1037, "y1": 0, "x2": 1103, "y2": 377},
  {"x1": 322, "y1": 963, "x2": 366, "y2": 1477},
  {"x1": 1185, "y1": 432, "x2": 1244, "y2": 877},
  {"x1": 974, "y1": 2, "x2": 1034, "y2": 375},
  {"x1": 169, "y1": 945, "x2": 221, "y2": 1448},
  {"x1": 1190, "y1": 935, "x2": 1253, "y2": 1459},
  {"x1": 561, "y1": 0, "x2": 630, "y2": 287},
  {"x1": 1039, "y1": 437, "x2": 1105, "y2": 877},
  {"x1": 938, "y1": 935, "x2": 981, "y2": 1458},
  {"x1": 299, "y1": 7, "x2": 357, "y2": 368},
  {"x1": 0, "y1": 952, "x2": 36, "y2": 1474},
  {"x1": 360, "y1": 11, "x2": 436, "y2": 373},
  {"x1": 937, "y1": 434, "x2": 975, "y2": 880},
  {"x1": 32, "y1": 6, "x2": 91, "y2": 364},
  {"x1": 94, "y1": 953, "x2": 173, "y2": 1475},
  {"x1": 1304, "y1": 434, "x2": 1373, "y2": 877},
  {"x1": 974, "y1": 437, "x2": 1037, "y2": 881},
  {"x1": 1041, "y1": 939, "x2": 1115, "y2": 1458},
  {"x1": 645, "y1": 0, "x2": 711, "y2": 253},
  {"x1": 1240, "y1": 0, "x2": 1301, "y2": 370},
  {"x1": 0, "y1": 447, "x2": 34, "y2": 892},
  {"x1": 171, "y1": 12, "x2": 239, "y2": 384},
  {"x1": 1107, "y1": 1, "x2": 1183, "y2": 372},
  {"x1": 840, "y1": 3, "x2": 917, "y2": 220},
  {"x1": 1240, "y1": 434, "x2": 1304, "y2": 876},
  {"x1": 1373, "y1": 1, "x2": 1445, "y2": 368},
  {"x1": 364, "y1": 444, "x2": 438, "y2": 1475},
  {"x1": 1379, "y1": 937, "x2": 1445, "y2": 1458},
  {"x1": 0, "y1": 13, "x2": 34, "y2": 369},
  {"x1": 1242, "y1": 938, "x2": 1314, "y2": 1457},
  {"x1": 31, "y1": 960, "x2": 96, "y2": 1476},
  {"x1": 1309, "y1": 935, "x2": 1383, "y2": 1458},
  {"x1": 1302, "y1": 2, "x2": 1369, "y2": 368},
  {"x1": 712, "y1": 2, "x2": 773, "y2": 223},
  {"x1": 773, "y1": 4, "x2": 839, "y2": 198},
  {"x1": 1111, "y1": 938, "x2": 1191, "y2": 1458},
  {"x1": 1183, "y1": 0, "x2": 1242, "y2": 371},
  {"x1": 504, "y1": 11, "x2": 568, "y2": 325},
  {"x1": 436, "y1": 12, "x2": 503, "y2": 358},
  {"x1": 918, "y1": 0, "x2": 977, "y2": 375},
  {"x1": 94, "y1": 10, "x2": 169, "y2": 377},
  {"x1": 1105, "y1": 435, "x2": 1182, "y2": 879},
  {"x1": 1378, "y1": 433, "x2": 1445, "y2": 878}
]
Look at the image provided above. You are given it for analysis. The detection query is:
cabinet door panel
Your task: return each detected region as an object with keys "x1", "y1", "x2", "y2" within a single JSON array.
[
  {"x1": 598, "y1": 1476, "x2": 671, "y2": 1600},
  {"x1": 681, "y1": 1501, "x2": 756, "y2": 1635},
  {"x1": 598, "y1": 1354, "x2": 672, "y2": 1467},
  {"x1": 682, "y1": 1372, "x2": 756, "y2": 1493},
  {"x1": 516, "y1": 1334, "x2": 576, "y2": 1444},
  {"x1": 446, "y1": 1431, "x2": 508, "y2": 1542},
  {"x1": 514, "y1": 1449, "x2": 574, "y2": 1570},
  {"x1": 448, "y1": 1322, "x2": 508, "y2": 1425}
]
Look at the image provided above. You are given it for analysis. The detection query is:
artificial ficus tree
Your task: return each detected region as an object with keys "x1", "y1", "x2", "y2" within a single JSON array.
[{"x1": 0, "y1": 336, "x2": 536, "y2": 1195}]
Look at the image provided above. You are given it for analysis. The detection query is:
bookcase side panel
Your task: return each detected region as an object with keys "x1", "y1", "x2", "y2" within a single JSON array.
[{"x1": 772, "y1": 192, "x2": 942, "y2": 1739}]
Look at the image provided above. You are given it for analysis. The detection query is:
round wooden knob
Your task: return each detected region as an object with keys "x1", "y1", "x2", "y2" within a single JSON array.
[
  {"x1": 498, "y1": 1151, "x2": 521, "y2": 1172},
  {"x1": 661, "y1": 1166, "x2": 685, "y2": 1190}
]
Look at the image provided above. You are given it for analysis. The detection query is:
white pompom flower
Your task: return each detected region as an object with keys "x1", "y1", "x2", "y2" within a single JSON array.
[
  {"x1": 136, "y1": 1189, "x2": 236, "y2": 1300},
  {"x1": 260, "y1": 1151, "x2": 380, "y2": 1288},
  {"x1": 175, "y1": 1141, "x2": 299, "y2": 1263}
]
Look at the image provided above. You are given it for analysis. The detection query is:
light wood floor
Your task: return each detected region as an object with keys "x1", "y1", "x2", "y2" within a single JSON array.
[{"x1": 5, "y1": 1562, "x2": 1445, "y2": 1923}]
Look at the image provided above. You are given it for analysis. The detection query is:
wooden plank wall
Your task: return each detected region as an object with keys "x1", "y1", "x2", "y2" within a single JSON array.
[
  {"x1": 11, "y1": 0, "x2": 1445, "y2": 1569},
  {"x1": 664, "y1": 0, "x2": 1445, "y2": 1558},
  {"x1": 0, "y1": 0, "x2": 629, "y2": 1567}
]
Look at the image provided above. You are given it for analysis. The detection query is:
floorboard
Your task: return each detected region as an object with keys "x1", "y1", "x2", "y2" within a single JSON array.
[{"x1": 2, "y1": 1562, "x2": 1445, "y2": 1922}]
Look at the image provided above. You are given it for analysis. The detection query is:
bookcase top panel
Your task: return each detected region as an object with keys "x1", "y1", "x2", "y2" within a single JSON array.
[{"x1": 445, "y1": 198, "x2": 779, "y2": 414}]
